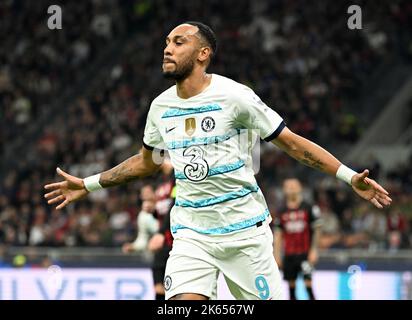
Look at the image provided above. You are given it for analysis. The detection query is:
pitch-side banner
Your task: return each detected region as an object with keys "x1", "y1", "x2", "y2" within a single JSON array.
[{"x1": 0, "y1": 268, "x2": 410, "y2": 300}]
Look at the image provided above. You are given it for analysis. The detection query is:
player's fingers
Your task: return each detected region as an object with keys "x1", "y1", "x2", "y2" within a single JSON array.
[
  {"x1": 375, "y1": 195, "x2": 389, "y2": 207},
  {"x1": 56, "y1": 167, "x2": 73, "y2": 181},
  {"x1": 359, "y1": 169, "x2": 369, "y2": 180},
  {"x1": 373, "y1": 185, "x2": 391, "y2": 200},
  {"x1": 44, "y1": 182, "x2": 64, "y2": 190},
  {"x1": 366, "y1": 178, "x2": 389, "y2": 195},
  {"x1": 376, "y1": 193, "x2": 392, "y2": 205},
  {"x1": 48, "y1": 195, "x2": 65, "y2": 205},
  {"x1": 44, "y1": 189, "x2": 62, "y2": 199},
  {"x1": 56, "y1": 199, "x2": 70, "y2": 210},
  {"x1": 378, "y1": 187, "x2": 390, "y2": 196},
  {"x1": 370, "y1": 197, "x2": 383, "y2": 209},
  {"x1": 374, "y1": 191, "x2": 392, "y2": 206}
]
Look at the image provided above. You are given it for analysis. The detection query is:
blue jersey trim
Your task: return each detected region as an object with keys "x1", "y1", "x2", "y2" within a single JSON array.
[
  {"x1": 175, "y1": 184, "x2": 259, "y2": 208},
  {"x1": 175, "y1": 160, "x2": 245, "y2": 180},
  {"x1": 166, "y1": 129, "x2": 240, "y2": 150},
  {"x1": 161, "y1": 104, "x2": 222, "y2": 118},
  {"x1": 171, "y1": 209, "x2": 270, "y2": 234}
]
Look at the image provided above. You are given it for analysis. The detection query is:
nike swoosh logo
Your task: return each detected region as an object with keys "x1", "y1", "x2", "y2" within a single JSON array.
[{"x1": 165, "y1": 126, "x2": 177, "y2": 133}]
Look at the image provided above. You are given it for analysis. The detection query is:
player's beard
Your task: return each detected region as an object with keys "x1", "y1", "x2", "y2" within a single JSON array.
[{"x1": 163, "y1": 58, "x2": 195, "y2": 81}]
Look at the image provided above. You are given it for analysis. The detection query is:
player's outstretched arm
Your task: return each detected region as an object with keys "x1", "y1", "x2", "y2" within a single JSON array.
[
  {"x1": 44, "y1": 146, "x2": 161, "y2": 210},
  {"x1": 271, "y1": 127, "x2": 392, "y2": 209}
]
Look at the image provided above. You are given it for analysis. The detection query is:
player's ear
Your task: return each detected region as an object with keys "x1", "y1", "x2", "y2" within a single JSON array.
[{"x1": 198, "y1": 47, "x2": 211, "y2": 63}]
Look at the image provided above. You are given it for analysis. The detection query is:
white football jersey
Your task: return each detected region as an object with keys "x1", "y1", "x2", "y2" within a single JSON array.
[{"x1": 143, "y1": 74, "x2": 285, "y2": 241}]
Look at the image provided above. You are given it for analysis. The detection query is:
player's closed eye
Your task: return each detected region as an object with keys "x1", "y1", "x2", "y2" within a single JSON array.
[{"x1": 164, "y1": 41, "x2": 182, "y2": 48}]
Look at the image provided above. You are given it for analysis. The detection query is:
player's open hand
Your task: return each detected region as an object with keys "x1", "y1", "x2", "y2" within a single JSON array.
[
  {"x1": 44, "y1": 167, "x2": 89, "y2": 210},
  {"x1": 351, "y1": 169, "x2": 392, "y2": 209}
]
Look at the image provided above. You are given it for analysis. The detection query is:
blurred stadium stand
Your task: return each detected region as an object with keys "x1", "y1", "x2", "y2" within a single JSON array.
[{"x1": 1, "y1": 0, "x2": 412, "y2": 297}]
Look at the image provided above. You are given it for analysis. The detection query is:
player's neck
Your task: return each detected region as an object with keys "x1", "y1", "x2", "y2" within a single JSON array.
[
  {"x1": 286, "y1": 198, "x2": 302, "y2": 209},
  {"x1": 176, "y1": 70, "x2": 212, "y2": 99}
]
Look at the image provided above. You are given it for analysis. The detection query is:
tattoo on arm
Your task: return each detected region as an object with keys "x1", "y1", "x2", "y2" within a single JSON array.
[
  {"x1": 301, "y1": 151, "x2": 324, "y2": 170},
  {"x1": 99, "y1": 155, "x2": 141, "y2": 188}
]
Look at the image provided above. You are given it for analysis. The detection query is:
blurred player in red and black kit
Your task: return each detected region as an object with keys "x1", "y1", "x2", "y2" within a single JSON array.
[
  {"x1": 123, "y1": 161, "x2": 175, "y2": 300},
  {"x1": 148, "y1": 160, "x2": 175, "y2": 300},
  {"x1": 273, "y1": 178, "x2": 322, "y2": 300}
]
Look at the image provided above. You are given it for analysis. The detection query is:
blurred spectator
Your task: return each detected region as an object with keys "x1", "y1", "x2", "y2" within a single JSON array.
[
  {"x1": 387, "y1": 210, "x2": 409, "y2": 251},
  {"x1": 122, "y1": 200, "x2": 158, "y2": 253}
]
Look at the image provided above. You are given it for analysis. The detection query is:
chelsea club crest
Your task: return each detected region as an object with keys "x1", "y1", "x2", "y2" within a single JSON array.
[{"x1": 201, "y1": 116, "x2": 215, "y2": 132}]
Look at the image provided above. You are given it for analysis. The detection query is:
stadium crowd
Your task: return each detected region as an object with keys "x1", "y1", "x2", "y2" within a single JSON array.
[
  {"x1": 0, "y1": 0, "x2": 136, "y2": 157},
  {"x1": 1, "y1": 0, "x2": 411, "y2": 252}
]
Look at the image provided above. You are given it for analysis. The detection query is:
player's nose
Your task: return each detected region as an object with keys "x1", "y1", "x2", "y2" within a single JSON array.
[{"x1": 164, "y1": 43, "x2": 173, "y2": 56}]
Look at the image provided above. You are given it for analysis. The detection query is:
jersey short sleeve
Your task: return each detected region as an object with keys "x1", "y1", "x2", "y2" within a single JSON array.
[
  {"x1": 234, "y1": 85, "x2": 285, "y2": 141},
  {"x1": 143, "y1": 105, "x2": 163, "y2": 150}
]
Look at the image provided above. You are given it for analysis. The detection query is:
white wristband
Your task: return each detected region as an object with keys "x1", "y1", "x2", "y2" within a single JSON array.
[
  {"x1": 336, "y1": 164, "x2": 357, "y2": 185},
  {"x1": 83, "y1": 174, "x2": 103, "y2": 192}
]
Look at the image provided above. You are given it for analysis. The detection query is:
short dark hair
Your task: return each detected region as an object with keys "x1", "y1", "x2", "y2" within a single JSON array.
[{"x1": 184, "y1": 21, "x2": 217, "y2": 58}]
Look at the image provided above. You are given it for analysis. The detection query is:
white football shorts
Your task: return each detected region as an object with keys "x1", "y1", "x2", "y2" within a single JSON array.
[{"x1": 164, "y1": 225, "x2": 283, "y2": 300}]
